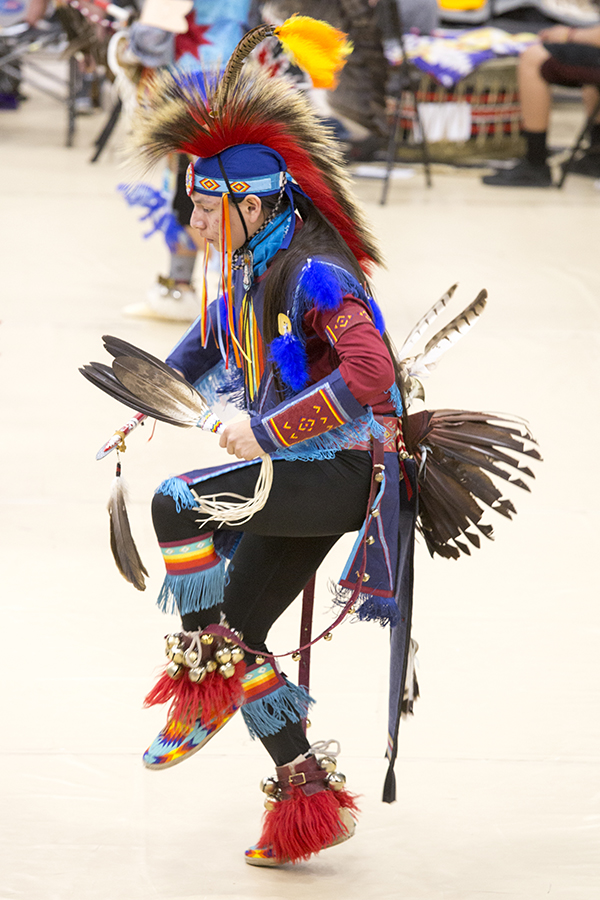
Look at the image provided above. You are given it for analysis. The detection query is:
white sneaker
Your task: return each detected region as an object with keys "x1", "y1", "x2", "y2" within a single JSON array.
[
  {"x1": 123, "y1": 276, "x2": 200, "y2": 323},
  {"x1": 539, "y1": 0, "x2": 600, "y2": 26}
]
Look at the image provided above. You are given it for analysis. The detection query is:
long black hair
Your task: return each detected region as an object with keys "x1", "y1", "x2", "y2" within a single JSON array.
[
  {"x1": 258, "y1": 192, "x2": 405, "y2": 399},
  {"x1": 261, "y1": 192, "x2": 367, "y2": 344}
]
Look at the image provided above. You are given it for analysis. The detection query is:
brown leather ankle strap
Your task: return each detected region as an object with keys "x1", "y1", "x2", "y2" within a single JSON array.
[{"x1": 275, "y1": 754, "x2": 328, "y2": 798}]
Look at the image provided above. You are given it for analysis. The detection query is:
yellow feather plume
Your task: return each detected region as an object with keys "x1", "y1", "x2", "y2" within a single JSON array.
[{"x1": 274, "y1": 15, "x2": 352, "y2": 89}]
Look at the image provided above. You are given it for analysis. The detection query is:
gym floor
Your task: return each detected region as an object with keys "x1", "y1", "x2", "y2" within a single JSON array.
[{"x1": 0, "y1": 65, "x2": 598, "y2": 900}]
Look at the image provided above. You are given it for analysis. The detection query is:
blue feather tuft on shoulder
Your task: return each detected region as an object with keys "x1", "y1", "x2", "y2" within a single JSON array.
[
  {"x1": 295, "y1": 259, "x2": 386, "y2": 334},
  {"x1": 298, "y1": 259, "x2": 344, "y2": 311},
  {"x1": 270, "y1": 332, "x2": 309, "y2": 392},
  {"x1": 369, "y1": 296, "x2": 386, "y2": 335}
]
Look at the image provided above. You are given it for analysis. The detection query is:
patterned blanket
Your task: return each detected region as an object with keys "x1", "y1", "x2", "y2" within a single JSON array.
[{"x1": 387, "y1": 27, "x2": 538, "y2": 87}]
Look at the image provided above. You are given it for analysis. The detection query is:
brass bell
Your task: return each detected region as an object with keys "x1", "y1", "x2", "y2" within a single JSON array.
[
  {"x1": 264, "y1": 797, "x2": 278, "y2": 811},
  {"x1": 184, "y1": 649, "x2": 199, "y2": 667},
  {"x1": 324, "y1": 632, "x2": 333, "y2": 642},
  {"x1": 215, "y1": 647, "x2": 232, "y2": 665},
  {"x1": 200, "y1": 633, "x2": 214, "y2": 645},
  {"x1": 166, "y1": 661, "x2": 182, "y2": 679},
  {"x1": 230, "y1": 647, "x2": 245, "y2": 665},
  {"x1": 292, "y1": 651, "x2": 301, "y2": 662},
  {"x1": 319, "y1": 756, "x2": 337, "y2": 773},
  {"x1": 188, "y1": 666, "x2": 206, "y2": 684},
  {"x1": 326, "y1": 772, "x2": 346, "y2": 791},
  {"x1": 166, "y1": 634, "x2": 179, "y2": 649},
  {"x1": 219, "y1": 662, "x2": 236, "y2": 679},
  {"x1": 260, "y1": 776, "x2": 278, "y2": 795},
  {"x1": 375, "y1": 472, "x2": 384, "y2": 482},
  {"x1": 205, "y1": 659, "x2": 217, "y2": 673},
  {"x1": 255, "y1": 655, "x2": 265, "y2": 665},
  {"x1": 223, "y1": 636, "x2": 233, "y2": 644},
  {"x1": 171, "y1": 647, "x2": 185, "y2": 664}
]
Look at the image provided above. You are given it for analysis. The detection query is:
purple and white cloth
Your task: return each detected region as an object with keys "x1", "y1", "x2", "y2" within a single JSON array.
[{"x1": 386, "y1": 27, "x2": 538, "y2": 87}]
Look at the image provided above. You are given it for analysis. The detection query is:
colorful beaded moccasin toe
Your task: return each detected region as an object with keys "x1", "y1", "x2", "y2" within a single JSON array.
[{"x1": 143, "y1": 707, "x2": 237, "y2": 770}]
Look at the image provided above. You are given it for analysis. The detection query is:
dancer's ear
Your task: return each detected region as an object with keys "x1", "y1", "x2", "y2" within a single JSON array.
[{"x1": 241, "y1": 194, "x2": 264, "y2": 226}]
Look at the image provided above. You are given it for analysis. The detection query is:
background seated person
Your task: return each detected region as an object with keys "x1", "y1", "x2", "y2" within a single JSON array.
[{"x1": 483, "y1": 23, "x2": 600, "y2": 186}]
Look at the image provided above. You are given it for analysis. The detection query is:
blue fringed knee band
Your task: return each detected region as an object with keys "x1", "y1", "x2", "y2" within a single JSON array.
[{"x1": 240, "y1": 661, "x2": 314, "y2": 739}]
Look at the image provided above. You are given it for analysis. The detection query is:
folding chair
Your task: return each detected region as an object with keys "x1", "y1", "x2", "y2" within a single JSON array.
[
  {"x1": 0, "y1": 21, "x2": 81, "y2": 146},
  {"x1": 557, "y1": 89, "x2": 600, "y2": 187}
]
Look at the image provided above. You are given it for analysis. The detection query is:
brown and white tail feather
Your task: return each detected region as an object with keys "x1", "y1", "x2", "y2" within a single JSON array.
[{"x1": 108, "y1": 474, "x2": 148, "y2": 591}]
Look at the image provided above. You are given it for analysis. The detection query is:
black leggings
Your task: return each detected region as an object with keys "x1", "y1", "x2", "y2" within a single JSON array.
[
  {"x1": 151, "y1": 450, "x2": 373, "y2": 765},
  {"x1": 152, "y1": 450, "x2": 372, "y2": 640}
]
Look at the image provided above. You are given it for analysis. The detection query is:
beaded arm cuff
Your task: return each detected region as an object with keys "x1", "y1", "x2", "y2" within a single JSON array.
[{"x1": 250, "y1": 369, "x2": 366, "y2": 454}]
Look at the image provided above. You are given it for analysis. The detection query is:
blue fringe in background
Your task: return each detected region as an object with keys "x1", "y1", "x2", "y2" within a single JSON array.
[{"x1": 118, "y1": 182, "x2": 196, "y2": 252}]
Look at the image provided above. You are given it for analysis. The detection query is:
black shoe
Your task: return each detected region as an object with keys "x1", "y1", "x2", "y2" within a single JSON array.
[
  {"x1": 482, "y1": 159, "x2": 552, "y2": 187},
  {"x1": 562, "y1": 151, "x2": 600, "y2": 178}
]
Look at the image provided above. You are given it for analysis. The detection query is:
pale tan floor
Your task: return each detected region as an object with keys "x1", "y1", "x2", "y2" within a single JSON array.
[{"x1": 0, "y1": 72, "x2": 599, "y2": 900}]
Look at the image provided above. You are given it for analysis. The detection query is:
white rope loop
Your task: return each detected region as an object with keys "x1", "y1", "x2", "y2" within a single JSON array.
[
  {"x1": 191, "y1": 453, "x2": 274, "y2": 526},
  {"x1": 309, "y1": 739, "x2": 341, "y2": 758}
]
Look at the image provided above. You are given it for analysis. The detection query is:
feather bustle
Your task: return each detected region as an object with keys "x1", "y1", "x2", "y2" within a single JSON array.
[{"x1": 405, "y1": 409, "x2": 541, "y2": 559}]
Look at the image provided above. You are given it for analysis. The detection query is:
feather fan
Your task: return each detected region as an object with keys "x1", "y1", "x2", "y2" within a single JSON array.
[
  {"x1": 81, "y1": 336, "x2": 274, "y2": 535},
  {"x1": 80, "y1": 337, "x2": 219, "y2": 429}
]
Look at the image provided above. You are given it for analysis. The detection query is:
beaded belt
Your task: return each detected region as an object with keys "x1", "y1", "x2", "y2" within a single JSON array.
[{"x1": 351, "y1": 415, "x2": 408, "y2": 456}]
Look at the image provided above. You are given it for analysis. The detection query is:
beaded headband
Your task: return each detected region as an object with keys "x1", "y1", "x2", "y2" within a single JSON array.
[{"x1": 186, "y1": 163, "x2": 290, "y2": 198}]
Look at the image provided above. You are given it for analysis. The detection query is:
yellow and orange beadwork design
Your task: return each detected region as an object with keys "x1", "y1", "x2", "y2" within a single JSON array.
[{"x1": 197, "y1": 177, "x2": 220, "y2": 192}]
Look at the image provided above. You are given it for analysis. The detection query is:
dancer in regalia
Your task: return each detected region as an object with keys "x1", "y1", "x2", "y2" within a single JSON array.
[
  {"x1": 83, "y1": 15, "x2": 540, "y2": 869},
  {"x1": 132, "y1": 18, "x2": 415, "y2": 866}
]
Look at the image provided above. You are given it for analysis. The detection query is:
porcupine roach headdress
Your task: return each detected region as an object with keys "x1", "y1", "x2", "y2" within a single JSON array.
[{"x1": 128, "y1": 15, "x2": 382, "y2": 281}]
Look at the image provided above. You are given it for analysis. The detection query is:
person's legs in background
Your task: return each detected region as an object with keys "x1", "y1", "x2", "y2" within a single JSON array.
[
  {"x1": 483, "y1": 43, "x2": 554, "y2": 186},
  {"x1": 124, "y1": 154, "x2": 204, "y2": 322}
]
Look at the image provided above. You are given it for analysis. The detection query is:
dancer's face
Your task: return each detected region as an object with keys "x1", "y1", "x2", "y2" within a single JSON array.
[{"x1": 190, "y1": 193, "x2": 264, "y2": 251}]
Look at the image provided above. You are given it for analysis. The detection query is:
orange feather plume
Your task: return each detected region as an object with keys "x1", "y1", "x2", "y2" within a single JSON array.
[{"x1": 274, "y1": 15, "x2": 352, "y2": 88}]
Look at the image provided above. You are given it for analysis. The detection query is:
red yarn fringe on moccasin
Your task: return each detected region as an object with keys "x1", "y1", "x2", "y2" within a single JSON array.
[
  {"x1": 143, "y1": 662, "x2": 246, "y2": 729},
  {"x1": 259, "y1": 786, "x2": 359, "y2": 864}
]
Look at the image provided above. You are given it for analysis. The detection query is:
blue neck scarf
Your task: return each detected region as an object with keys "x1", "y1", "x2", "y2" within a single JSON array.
[{"x1": 247, "y1": 207, "x2": 295, "y2": 278}]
